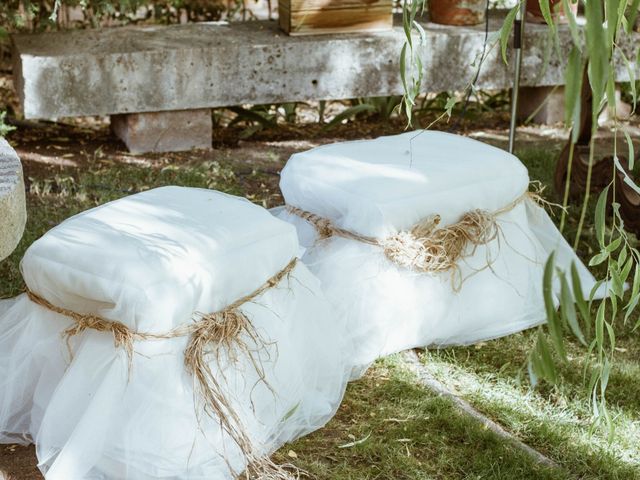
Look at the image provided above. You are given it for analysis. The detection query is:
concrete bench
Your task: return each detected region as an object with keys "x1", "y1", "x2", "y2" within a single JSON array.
[
  {"x1": 0, "y1": 138, "x2": 26, "y2": 261},
  {"x1": 11, "y1": 14, "x2": 640, "y2": 153}
]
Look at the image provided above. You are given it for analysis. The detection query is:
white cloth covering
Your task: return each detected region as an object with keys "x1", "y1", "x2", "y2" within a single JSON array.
[
  {"x1": 0, "y1": 186, "x2": 349, "y2": 479},
  {"x1": 278, "y1": 131, "x2": 599, "y2": 378}
]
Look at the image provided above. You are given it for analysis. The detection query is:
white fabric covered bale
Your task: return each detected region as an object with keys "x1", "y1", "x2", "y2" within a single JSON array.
[
  {"x1": 0, "y1": 186, "x2": 349, "y2": 479},
  {"x1": 278, "y1": 131, "x2": 599, "y2": 378}
]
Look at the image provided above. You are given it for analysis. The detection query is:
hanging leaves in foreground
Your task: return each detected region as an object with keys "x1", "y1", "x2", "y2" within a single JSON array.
[{"x1": 396, "y1": 0, "x2": 640, "y2": 437}]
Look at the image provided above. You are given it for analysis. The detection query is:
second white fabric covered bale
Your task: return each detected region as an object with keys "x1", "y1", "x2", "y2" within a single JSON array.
[
  {"x1": 0, "y1": 186, "x2": 349, "y2": 479},
  {"x1": 278, "y1": 131, "x2": 599, "y2": 377}
]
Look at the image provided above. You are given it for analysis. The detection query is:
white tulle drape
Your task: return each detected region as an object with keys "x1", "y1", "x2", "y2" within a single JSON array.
[
  {"x1": 277, "y1": 131, "x2": 600, "y2": 378},
  {"x1": 0, "y1": 187, "x2": 349, "y2": 479}
]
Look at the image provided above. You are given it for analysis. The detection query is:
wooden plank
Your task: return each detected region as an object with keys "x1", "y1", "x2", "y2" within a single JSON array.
[
  {"x1": 287, "y1": 0, "x2": 391, "y2": 10},
  {"x1": 289, "y1": 8, "x2": 392, "y2": 35},
  {"x1": 279, "y1": 0, "x2": 392, "y2": 35}
]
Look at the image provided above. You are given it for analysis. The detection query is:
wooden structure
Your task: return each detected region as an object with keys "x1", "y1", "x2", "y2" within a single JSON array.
[{"x1": 278, "y1": 0, "x2": 393, "y2": 35}]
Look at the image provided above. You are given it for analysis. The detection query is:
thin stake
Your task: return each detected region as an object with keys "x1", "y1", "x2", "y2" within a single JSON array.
[{"x1": 508, "y1": 0, "x2": 528, "y2": 154}]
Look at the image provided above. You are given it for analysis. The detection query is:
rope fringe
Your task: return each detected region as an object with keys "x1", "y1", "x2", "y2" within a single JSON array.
[{"x1": 26, "y1": 258, "x2": 299, "y2": 480}]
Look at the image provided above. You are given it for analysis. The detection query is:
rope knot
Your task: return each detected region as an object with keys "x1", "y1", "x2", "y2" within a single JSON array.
[{"x1": 286, "y1": 199, "x2": 519, "y2": 289}]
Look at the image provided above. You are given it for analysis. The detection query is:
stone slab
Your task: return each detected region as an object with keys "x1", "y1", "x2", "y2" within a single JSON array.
[
  {"x1": 111, "y1": 109, "x2": 212, "y2": 153},
  {"x1": 11, "y1": 13, "x2": 640, "y2": 120},
  {"x1": 0, "y1": 138, "x2": 26, "y2": 261}
]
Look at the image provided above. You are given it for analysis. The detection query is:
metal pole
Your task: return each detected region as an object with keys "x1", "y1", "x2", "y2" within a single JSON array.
[{"x1": 508, "y1": 0, "x2": 527, "y2": 154}]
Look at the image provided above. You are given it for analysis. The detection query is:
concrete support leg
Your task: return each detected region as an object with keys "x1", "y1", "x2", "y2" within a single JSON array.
[
  {"x1": 111, "y1": 109, "x2": 212, "y2": 154},
  {"x1": 518, "y1": 86, "x2": 565, "y2": 125}
]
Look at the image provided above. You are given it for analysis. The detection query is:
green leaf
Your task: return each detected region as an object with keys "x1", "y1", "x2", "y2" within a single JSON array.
[
  {"x1": 614, "y1": 156, "x2": 640, "y2": 194},
  {"x1": 560, "y1": 271, "x2": 586, "y2": 345},
  {"x1": 620, "y1": 255, "x2": 634, "y2": 285},
  {"x1": 444, "y1": 96, "x2": 457, "y2": 118},
  {"x1": 606, "y1": 76, "x2": 617, "y2": 117},
  {"x1": 616, "y1": 0, "x2": 629, "y2": 33},
  {"x1": 623, "y1": 129, "x2": 635, "y2": 169},
  {"x1": 595, "y1": 301, "x2": 606, "y2": 349},
  {"x1": 626, "y1": 292, "x2": 640, "y2": 324},
  {"x1": 413, "y1": 54, "x2": 424, "y2": 95},
  {"x1": 605, "y1": 0, "x2": 621, "y2": 47},
  {"x1": 605, "y1": 321, "x2": 616, "y2": 355},
  {"x1": 543, "y1": 253, "x2": 566, "y2": 360},
  {"x1": 564, "y1": 46, "x2": 584, "y2": 129},
  {"x1": 631, "y1": 263, "x2": 640, "y2": 299},
  {"x1": 562, "y1": 0, "x2": 581, "y2": 47},
  {"x1": 625, "y1": 263, "x2": 640, "y2": 324},
  {"x1": 0, "y1": 111, "x2": 16, "y2": 137},
  {"x1": 543, "y1": 252, "x2": 557, "y2": 322},
  {"x1": 604, "y1": 236, "x2": 622, "y2": 254},
  {"x1": 500, "y1": 6, "x2": 519, "y2": 65},
  {"x1": 400, "y1": 43, "x2": 409, "y2": 100},
  {"x1": 538, "y1": 0, "x2": 561, "y2": 59},
  {"x1": 589, "y1": 250, "x2": 609, "y2": 267},
  {"x1": 594, "y1": 185, "x2": 610, "y2": 247},
  {"x1": 533, "y1": 331, "x2": 558, "y2": 383},
  {"x1": 618, "y1": 245, "x2": 628, "y2": 266},
  {"x1": 601, "y1": 357, "x2": 611, "y2": 394},
  {"x1": 610, "y1": 266, "x2": 624, "y2": 299},
  {"x1": 402, "y1": 0, "x2": 413, "y2": 48},
  {"x1": 585, "y1": 0, "x2": 610, "y2": 115},
  {"x1": 539, "y1": 0, "x2": 554, "y2": 28},
  {"x1": 571, "y1": 262, "x2": 591, "y2": 337},
  {"x1": 610, "y1": 285, "x2": 619, "y2": 313},
  {"x1": 413, "y1": 20, "x2": 427, "y2": 46}
]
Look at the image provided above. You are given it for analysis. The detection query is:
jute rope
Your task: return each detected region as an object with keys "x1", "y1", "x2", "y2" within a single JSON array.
[
  {"x1": 26, "y1": 258, "x2": 299, "y2": 480},
  {"x1": 287, "y1": 190, "x2": 544, "y2": 288}
]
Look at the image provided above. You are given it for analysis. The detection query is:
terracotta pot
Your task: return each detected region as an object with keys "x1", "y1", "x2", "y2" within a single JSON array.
[
  {"x1": 429, "y1": 0, "x2": 486, "y2": 26},
  {"x1": 526, "y1": 0, "x2": 578, "y2": 24}
]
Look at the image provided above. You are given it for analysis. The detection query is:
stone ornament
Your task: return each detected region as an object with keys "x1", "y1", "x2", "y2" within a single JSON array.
[{"x1": 0, "y1": 138, "x2": 26, "y2": 261}]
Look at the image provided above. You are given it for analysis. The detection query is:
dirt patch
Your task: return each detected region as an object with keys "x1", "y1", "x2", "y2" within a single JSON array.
[{"x1": 0, "y1": 445, "x2": 40, "y2": 480}]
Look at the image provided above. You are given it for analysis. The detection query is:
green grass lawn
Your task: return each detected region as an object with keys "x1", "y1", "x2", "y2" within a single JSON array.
[{"x1": 1, "y1": 139, "x2": 638, "y2": 479}]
